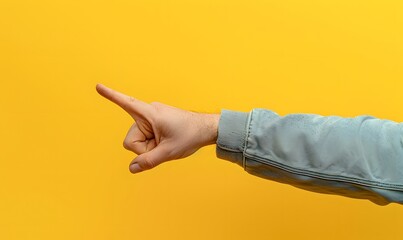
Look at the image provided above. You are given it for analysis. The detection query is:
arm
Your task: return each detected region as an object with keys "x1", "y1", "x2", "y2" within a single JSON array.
[
  {"x1": 96, "y1": 84, "x2": 403, "y2": 205},
  {"x1": 216, "y1": 109, "x2": 403, "y2": 205}
]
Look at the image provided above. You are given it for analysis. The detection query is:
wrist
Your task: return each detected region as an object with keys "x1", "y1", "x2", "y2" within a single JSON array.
[{"x1": 195, "y1": 113, "x2": 220, "y2": 146}]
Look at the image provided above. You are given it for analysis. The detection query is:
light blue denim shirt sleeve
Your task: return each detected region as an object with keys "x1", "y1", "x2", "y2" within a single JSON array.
[{"x1": 216, "y1": 108, "x2": 403, "y2": 205}]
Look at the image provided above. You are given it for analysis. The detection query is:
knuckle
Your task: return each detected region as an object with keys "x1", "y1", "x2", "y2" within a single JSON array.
[
  {"x1": 123, "y1": 140, "x2": 131, "y2": 150},
  {"x1": 150, "y1": 101, "x2": 161, "y2": 107}
]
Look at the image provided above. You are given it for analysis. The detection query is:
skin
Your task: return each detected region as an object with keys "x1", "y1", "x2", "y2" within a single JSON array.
[{"x1": 96, "y1": 84, "x2": 220, "y2": 173}]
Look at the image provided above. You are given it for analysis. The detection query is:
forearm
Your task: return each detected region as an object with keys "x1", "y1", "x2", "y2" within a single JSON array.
[{"x1": 215, "y1": 108, "x2": 403, "y2": 205}]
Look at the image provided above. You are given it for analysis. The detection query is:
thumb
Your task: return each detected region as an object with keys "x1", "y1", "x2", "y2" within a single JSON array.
[{"x1": 129, "y1": 144, "x2": 171, "y2": 174}]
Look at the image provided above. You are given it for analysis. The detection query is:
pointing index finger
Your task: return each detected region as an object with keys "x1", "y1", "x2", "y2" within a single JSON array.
[{"x1": 96, "y1": 83, "x2": 151, "y2": 117}]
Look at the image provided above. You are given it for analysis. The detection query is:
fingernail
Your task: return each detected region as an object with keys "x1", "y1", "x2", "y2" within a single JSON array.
[{"x1": 129, "y1": 163, "x2": 142, "y2": 174}]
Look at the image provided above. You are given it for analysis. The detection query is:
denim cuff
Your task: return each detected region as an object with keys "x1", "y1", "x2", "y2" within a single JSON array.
[{"x1": 215, "y1": 109, "x2": 250, "y2": 167}]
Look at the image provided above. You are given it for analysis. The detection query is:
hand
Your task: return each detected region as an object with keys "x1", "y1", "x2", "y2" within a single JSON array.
[{"x1": 96, "y1": 84, "x2": 220, "y2": 173}]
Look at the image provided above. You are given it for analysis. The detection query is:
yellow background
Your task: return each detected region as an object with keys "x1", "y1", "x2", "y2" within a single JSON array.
[{"x1": 1, "y1": 0, "x2": 402, "y2": 239}]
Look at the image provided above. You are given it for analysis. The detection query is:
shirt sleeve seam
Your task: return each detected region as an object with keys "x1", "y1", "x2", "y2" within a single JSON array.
[
  {"x1": 243, "y1": 109, "x2": 254, "y2": 170},
  {"x1": 244, "y1": 153, "x2": 403, "y2": 191},
  {"x1": 217, "y1": 144, "x2": 242, "y2": 153}
]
